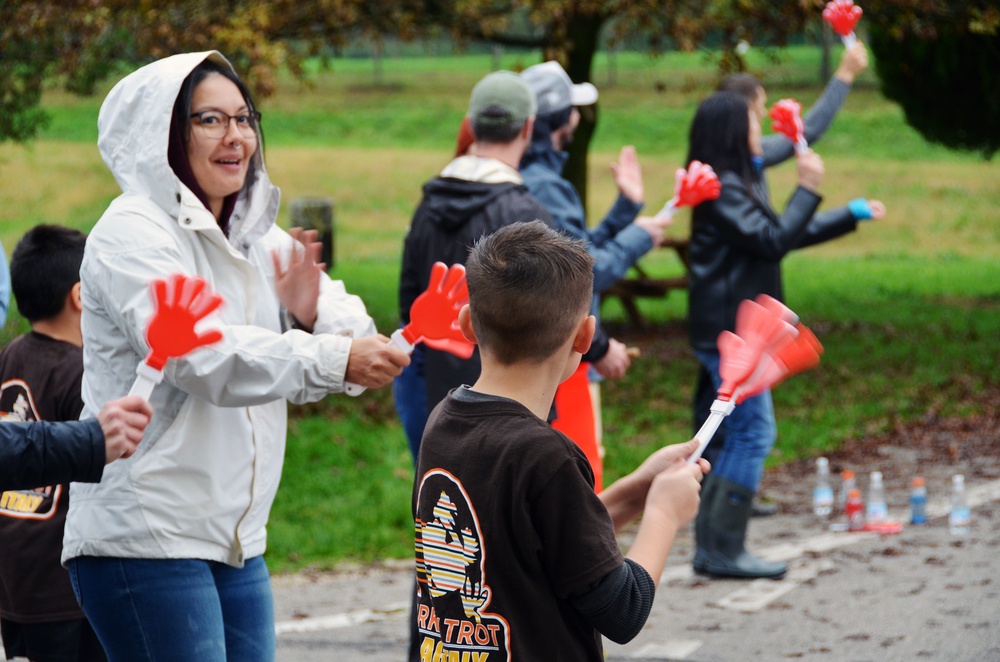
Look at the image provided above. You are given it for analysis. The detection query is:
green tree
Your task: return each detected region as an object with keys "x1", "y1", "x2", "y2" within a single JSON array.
[
  {"x1": 865, "y1": 1, "x2": 1000, "y2": 159},
  {"x1": 0, "y1": 0, "x2": 812, "y2": 206}
]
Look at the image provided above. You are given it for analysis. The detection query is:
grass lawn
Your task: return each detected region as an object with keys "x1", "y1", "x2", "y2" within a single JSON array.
[{"x1": 0, "y1": 46, "x2": 997, "y2": 572}]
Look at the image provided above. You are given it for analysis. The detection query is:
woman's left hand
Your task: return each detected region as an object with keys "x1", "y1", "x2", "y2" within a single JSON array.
[
  {"x1": 272, "y1": 227, "x2": 324, "y2": 331},
  {"x1": 869, "y1": 200, "x2": 887, "y2": 220}
]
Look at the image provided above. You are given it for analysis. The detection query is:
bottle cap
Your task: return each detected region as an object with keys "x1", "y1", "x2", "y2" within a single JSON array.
[
  {"x1": 953, "y1": 474, "x2": 965, "y2": 484},
  {"x1": 817, "y1": 457, "x2": 829, "y2": 468},
  {"x1": 842, "y1": 469, "x2": 855, "y2": 479},
  {"x1": 848, "y1": 488, "x2": 861, "y2": 499},
  {"x1": 871, "y1": 470, "x2": 882, "y2": 481},
  {"x1": 912, "y1": 476, "x2": 925, "y2": 487}
]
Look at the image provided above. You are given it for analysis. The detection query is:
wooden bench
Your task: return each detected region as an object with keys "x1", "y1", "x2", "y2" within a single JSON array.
[{"x1": 602, "y1": 237, "x2": 691, "y2": 327}]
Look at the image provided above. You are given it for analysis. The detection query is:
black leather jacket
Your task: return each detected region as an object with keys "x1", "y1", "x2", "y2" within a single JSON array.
[{"x1": 688, "y1": 170, "x2": 857, "y2": 352}]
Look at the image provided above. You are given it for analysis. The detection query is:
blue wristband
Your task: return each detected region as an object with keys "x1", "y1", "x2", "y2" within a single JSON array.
[{"x1": 848, "y1": 198, "x2": 872, "y2": 221}]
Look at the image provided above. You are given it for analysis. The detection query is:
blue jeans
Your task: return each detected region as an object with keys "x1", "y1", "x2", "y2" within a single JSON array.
[
  {"x1": 695, "y1": 350, "x2": 777, "y2": 492},
  {"x1": 67, "y1": 556, "x2": 275, "y2": 662},
  {"x1": 393, "y1": 344, "x2": 428, "y2": 463}
]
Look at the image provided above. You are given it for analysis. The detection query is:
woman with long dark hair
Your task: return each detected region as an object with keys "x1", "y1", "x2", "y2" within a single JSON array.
[
  {"x1": 62, "y1": 52, "x2": 409, "y2": 660},
  {"x1": 686, "y1": 92, "x2": 883, "y2": 579}
]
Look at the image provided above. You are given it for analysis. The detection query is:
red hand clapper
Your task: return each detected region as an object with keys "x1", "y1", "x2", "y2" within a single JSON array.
[
  {"x1": 129, "y1": 274, "x2": 224, "y2": 400},
  {"x1": 688, "y1": 295, "x2": 824, "y2": 463},
  {"x1": 345, "y1": 262, "x2": 472, "y2": 396},
  {"x1": 401, "y1": 262, "x2": 473, "y2": 359},
  {"x1": 656, "y1": 160, "x2": 722, "y2": 220},
  {"x1": 769, "y1": 99, "x2": 808, "y2": 153},
  {"x1": 823, "y1": 0, "x2": 863, "y2": 47}
]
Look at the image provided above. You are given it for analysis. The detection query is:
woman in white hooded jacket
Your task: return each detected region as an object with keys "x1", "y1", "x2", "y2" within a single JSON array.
[{"x1": 62, "y1": 52, "x2": 409, "y2": 661}]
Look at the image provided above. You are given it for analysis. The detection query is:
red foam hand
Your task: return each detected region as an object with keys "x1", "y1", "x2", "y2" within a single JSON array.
[
  {"x1": 674, "y1": 160, "x2": 722, "y2": 208},
  {"x1": 406, "y1": 262, "x2": 474, "y2": 359},
  {"x1": 755, "y1": 293, "x2": 799, "y2": 326},
  {"x1": 769, "y1": 99, "x2": 806, "y2": 148},
  {"x1": 716, "y1": 331, "x2": 750, "y2": 400},
  {"x1": 144, "y1": 274, "x2": 224, "y2": 370},
  {"x1": 823, "y1": 0, "x2": 862, "y2": 37},
  {"x1": 738, "y1": 322, "x2": 824, "y2": 402},
  {"x1": 717, "y1": 299, "x2": 796, "y2": 397},
  {"x1": 774, "y1": 323, "x2": 824, "y2": 378}
]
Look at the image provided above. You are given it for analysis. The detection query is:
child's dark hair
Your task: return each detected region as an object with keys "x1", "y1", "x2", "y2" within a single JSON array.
[
  {"x1": 466, "y1": 221, "x2": 594, "y2": 364},
  {"x1": 717, "y1": 73, "x2": 763, "y2": 104},
  {"x1": 10, "y1": 225, "x2": 87, "y2": 322}
]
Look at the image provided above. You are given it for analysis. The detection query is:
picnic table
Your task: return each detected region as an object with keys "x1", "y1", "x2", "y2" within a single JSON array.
[{"x1": 602, "y1": 237, "x2": 690, "y2": 327}]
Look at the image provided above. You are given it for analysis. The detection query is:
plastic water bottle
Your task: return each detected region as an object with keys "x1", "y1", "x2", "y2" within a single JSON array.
[
  {"x1": 845, "y1": 488, "x2": 865, "y2": 531},
  {"x1": 838, "y1": 469, "x2": 856, "y2": 514},
  {"x1": 866, "y1": 471, "x2": 887, "y2": 523},
  {"x1": 910, "y1": 476, "x2": 927, "y2": 524},
  {"x1": 813, "y1": 457, "x2": 834, "y2": 516},
  {"x1": 949, "y1": 474, "x2": 970, "y2": 535}
]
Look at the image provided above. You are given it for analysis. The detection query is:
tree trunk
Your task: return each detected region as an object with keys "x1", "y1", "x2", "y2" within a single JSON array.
[
  {"x1": 561, "y1": 11, "x2": 606, "y2": 224},
  {"x1": 820, "y1": 21, "x2": 832, "y2": 84}
]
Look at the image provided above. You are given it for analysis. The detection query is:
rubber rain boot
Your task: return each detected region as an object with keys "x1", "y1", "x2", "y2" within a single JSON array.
[
  {"x1": 693, "y1": 475, "x2": 787, "y2": 579},
  {"x1": 692, "y1": 473, "x2": 718, "y2": 574}
]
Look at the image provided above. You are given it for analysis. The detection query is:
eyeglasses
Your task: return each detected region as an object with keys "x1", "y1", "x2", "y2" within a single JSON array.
[{"x1": 189, "y1": 110, "x2": 262, "y2": 139}]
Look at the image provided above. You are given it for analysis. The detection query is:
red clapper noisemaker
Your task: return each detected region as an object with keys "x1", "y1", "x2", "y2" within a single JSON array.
[
  {"x1": 654, "y1": 160, "x2": 722, "y2": 221},
  {"x1": 128, "y1": 274, "x2": 224, "y2": 400},
  {"x1": 346, "y1": 261, "x2": 473, "y2": 396},
  {"x1": 769, "y1": 99, "x2": 808, "y2": 154},
  {"x1": 823, "y1": 0, "x2": 863, "y2": 48},
  {"x1": 688, "y1": 295, "x2": 825, "y2": 463}
]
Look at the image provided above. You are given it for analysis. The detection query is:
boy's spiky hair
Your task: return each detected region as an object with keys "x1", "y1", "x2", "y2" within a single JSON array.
[{"x1": 466, "y1": 221, "x2": 594, "y2": 364}]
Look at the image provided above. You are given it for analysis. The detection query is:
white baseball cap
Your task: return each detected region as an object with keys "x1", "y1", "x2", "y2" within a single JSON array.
[{"x1": 521, "y1": 61, "x2": 598, "y2": 115}]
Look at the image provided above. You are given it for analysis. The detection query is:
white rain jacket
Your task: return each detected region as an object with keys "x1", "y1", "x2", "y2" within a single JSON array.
[{"x1": 63, "y1": 52, "x2": 376, "y2": 568}]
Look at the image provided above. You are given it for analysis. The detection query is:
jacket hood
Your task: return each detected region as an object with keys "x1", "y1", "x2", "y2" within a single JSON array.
[
  {"x1": 420, "y1": 156, "x2": 523, "y2": 232},
  {"x1": 97, "y1": 51, "x2": 278, "y2": 245}
]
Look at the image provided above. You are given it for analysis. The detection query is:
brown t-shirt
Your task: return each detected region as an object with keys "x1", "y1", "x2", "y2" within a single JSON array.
[
  {"x1": 412, "y1": 387, "x2": 624, "y2": 661},
  {"x1": 0, "y1": 332, "x2": 85, "y2": 622}
]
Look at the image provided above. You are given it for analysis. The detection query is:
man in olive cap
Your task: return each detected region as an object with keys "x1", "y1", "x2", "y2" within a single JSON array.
[{"x1": 394, "y1": 71, "x2": 555, "y2": 462}]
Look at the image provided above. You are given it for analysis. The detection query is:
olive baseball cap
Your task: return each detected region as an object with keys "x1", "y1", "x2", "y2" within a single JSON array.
[
  {"x1": 521, "y1": 61, "x2": 598, "y2": 115},
  {"x1": 467, "y1": 71, "x2": 537, "y2": 127}
]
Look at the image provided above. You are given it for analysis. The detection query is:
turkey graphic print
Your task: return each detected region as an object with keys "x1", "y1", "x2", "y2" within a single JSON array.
[{"x1": 414, "y1": 470, "x2": 511, "y2": 661}]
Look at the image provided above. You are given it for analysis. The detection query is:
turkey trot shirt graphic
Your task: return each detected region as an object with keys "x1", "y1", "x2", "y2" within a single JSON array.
[
  {"x1": 0, "y1": 380, "x2": 62, "y2": 519},
  {"x1": 414, "y1": 469, "x2": 511, "y2": 661}
]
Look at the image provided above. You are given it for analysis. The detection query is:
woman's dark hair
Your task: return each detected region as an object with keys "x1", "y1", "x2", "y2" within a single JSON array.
[
  {"x1": 686, "y1": 91, "x2": 758, "y2": 187},
  {"x1": 168, "y1": 59, "x2": 264, "y2": 230}
]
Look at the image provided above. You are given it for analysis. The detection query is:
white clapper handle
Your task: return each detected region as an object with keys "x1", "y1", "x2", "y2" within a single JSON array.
[
  {"x1": 344, "y1": 329, "x2": 414, "y2": 397},
  {"x1": 654, "y1": 199, "x2": 679, "y2": 222},
  {"x1": 687, "y1": 399, "x2": 736, "y2": 463},
  {"x1": 128, "y1": 362, "x2": 164, "y2": 401}
]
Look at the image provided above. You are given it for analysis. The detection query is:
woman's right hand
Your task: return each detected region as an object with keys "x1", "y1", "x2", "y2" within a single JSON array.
[
  {"x1": 344, "y1": 335, "x2": 410, "y2": 389},
  {"x1": 796, "y1": 149, "x2": 824, "y2": 193}
]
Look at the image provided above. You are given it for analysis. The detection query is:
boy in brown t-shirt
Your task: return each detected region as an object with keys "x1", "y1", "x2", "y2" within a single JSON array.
[
  {"x1": 411, "y1": 221, "x2": 709, "y2": 661},
  {"x1": 0, "y1": 225, "x2": 107, "y2": 661}
]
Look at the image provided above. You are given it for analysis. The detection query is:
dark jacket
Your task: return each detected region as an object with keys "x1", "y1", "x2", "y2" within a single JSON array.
[
  {"x1": 688, "y1": 170, "x2": 857, "y2": 352},
  {"x1": 0, "y1": 418, "x2": 104, "y2": 491},
  {"x1": 399, "y1": 167, "x2": 554, "y2": 409}
]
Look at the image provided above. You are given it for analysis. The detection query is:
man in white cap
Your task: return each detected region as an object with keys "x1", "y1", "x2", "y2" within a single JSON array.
[{"x1": 519, "y1": 61, "x2": 671, "y2": 487}]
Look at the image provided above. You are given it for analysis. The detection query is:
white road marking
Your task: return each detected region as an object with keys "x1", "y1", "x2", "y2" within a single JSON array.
[
  {"x1": 274, "y1": 478, "x2": 1000, "y2": 638},
  {"x1": 275, "y1": 600, "x2": 409, "y2": 635},
  {"x1": 714, "y1": 558, "x2": 835, "y2": 612}
]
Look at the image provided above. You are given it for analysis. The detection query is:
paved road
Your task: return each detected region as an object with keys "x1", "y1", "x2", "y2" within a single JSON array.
[
  {"x1": 5, "y1": 482, "x2": 994, "y2": 661},
  {"x1": 273, "y1": 479, "x2": 1000, "y2": 661}
]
